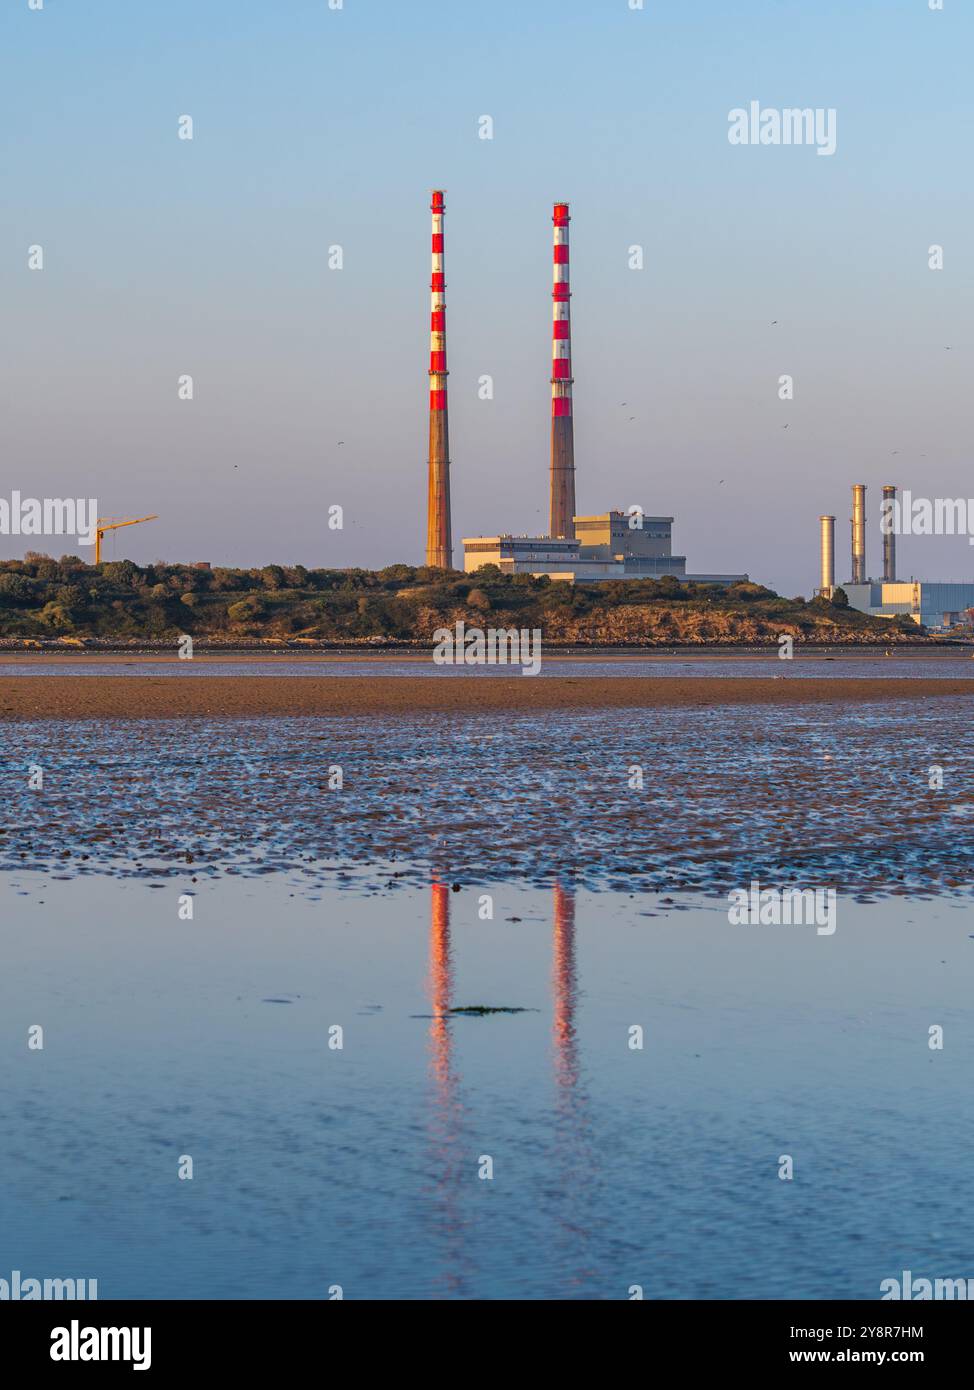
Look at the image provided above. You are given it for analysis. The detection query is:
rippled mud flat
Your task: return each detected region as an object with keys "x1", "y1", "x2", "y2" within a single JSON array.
[
  {"x1": 3, "y1": 699, "x2": 974, "y2": 901},
  {"x1": 3, "y1": 875, "x2": 972, "y2": 1299}
]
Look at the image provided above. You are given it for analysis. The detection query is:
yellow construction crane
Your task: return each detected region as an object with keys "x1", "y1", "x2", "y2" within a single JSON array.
[{"x1": 94, "y1": 514, "x2": 158, "y2": 564}]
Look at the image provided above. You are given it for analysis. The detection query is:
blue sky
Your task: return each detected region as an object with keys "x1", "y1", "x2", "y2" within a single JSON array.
[{"x1": 1, "y1": 0, "x2": 971, "y2": 592}]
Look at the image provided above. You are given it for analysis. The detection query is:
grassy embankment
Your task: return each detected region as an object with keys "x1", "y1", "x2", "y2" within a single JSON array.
[{"x1": 0, "y1": 553, "x2": 925, "y2": 647}]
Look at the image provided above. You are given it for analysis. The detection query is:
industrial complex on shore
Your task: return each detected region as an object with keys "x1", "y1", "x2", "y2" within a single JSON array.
[
  {"x1": 423, "y1": 191, "x2": 973, "y2": 628},
  {"x1": 818, "y1": 486, "x2": 974, "y2": 632},
  {"x1": 422, "y1": 193, "x2": 747, "y2": 587}
]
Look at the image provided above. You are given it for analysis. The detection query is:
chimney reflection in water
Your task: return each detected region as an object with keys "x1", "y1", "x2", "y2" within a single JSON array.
[
  {"x1": 552, "y1": 880, "x2": 580, "y2": 1098},
  {"x1": 425, "y1": 878, "x2": 589, "y2": 1288},
  {"x1": 428, "y1": 880, "x2": 457, "y2": 1118},
  {"x1": 428, "y1": 880, "x2": 583, "y2": 1108}
]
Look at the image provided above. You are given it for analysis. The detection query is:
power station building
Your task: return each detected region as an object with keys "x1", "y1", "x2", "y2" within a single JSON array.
[
  {"x1": 842, "y1": 580, "x2": 974, "y2": 630},
  {"x1": 439, "y1": 198, "x2": 746, "y2": 587},
  {"x1": 818, "y1": 484, "x2": 974, "y2": 630},
  {"x1": 463, "y1": 511, "x2": 746, "y2": 584}
]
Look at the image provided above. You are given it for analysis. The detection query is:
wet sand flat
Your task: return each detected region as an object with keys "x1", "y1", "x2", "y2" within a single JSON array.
[{"x1": 1, "y1": 674, "x2": 972, "y2": 719}]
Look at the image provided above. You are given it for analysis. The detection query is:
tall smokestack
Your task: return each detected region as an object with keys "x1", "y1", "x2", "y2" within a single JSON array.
[
  {"x1": 851, "y1": 483, "x2": 866, "y2": 584},
  {"x1": 549, "y1": 202, "x2": 576, "y2": 539},
  {"x1": 819, "y1": 515, "x2": 835, "y2": 596},
  {"x1": 425, "y1": 190, "x2": 452, "y2": 570},
  {"x1": 882, "y1": 485, "x2": 897, "y2": 582}
]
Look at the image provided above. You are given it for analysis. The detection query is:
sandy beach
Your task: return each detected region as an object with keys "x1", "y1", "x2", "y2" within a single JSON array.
[{"x1": 1, "y1": 674, "x2": 972, "y2": 718}]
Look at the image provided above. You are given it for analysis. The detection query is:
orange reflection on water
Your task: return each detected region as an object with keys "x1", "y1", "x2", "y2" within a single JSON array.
[
  {"x1": 552, "y1": 880, "x2": 580, "y2": 1097},
  {"x1": 428, "y1": 879, "x2": 454, "y2": 1099},
  {"x1": 426, "y1": 879, "x2": 467, "y2": 1296}
]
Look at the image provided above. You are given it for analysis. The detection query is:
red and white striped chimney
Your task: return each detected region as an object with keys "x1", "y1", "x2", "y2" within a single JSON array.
[
  {"x1": 549, "y1": 201, "x2": 576, "y2": 540},
  {"x1": 425, "y1": 190, "x2": 453, "y2": 570}
]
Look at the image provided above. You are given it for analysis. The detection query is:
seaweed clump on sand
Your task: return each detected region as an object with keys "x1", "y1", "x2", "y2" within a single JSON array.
[{"x1": 449, "y1": 1005, "x2": 535, "y2": 1016}]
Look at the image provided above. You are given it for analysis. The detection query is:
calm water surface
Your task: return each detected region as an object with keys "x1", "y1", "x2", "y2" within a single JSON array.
[
  {"x1": 2, "y1": 696, "x2": 973, "y2": 1299},
  {"x1": 3, "y1": 653, "x2": 974, "y2": 679}
]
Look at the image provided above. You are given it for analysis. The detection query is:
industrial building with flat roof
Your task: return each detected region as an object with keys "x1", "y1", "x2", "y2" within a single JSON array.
[
  {"x1": 463, "y1": 511, "x2": 748, "y2": 585},
  {"x1": 843, "y1": 581, "x2": 974, "y2": 631}
]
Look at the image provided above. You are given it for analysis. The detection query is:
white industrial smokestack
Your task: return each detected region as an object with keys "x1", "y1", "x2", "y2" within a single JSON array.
[
  {"x1": 819, "y1": 515, "x2": 835, "y2": 597},
  {"x1": 851, "y1": 484, "x2": 866, "y2": 584}
]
